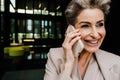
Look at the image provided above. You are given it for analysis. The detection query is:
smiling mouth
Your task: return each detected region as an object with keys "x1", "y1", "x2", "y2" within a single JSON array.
[{"x1": 85, "y1": 39, "x2": 99, "y2": 46}]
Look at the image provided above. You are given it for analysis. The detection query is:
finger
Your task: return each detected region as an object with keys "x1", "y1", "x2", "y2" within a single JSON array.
[
  {"x1": 70, "y1": 36, "x2": 81, "y2": 46},
  {"x1": 67, "y1": 31, "x2": 81, "y2": 42}
]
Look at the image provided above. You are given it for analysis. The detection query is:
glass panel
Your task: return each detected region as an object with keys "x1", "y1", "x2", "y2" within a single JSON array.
[
  {"x1": 10, "y1": 19, "x2": 15, "y2": 43},
  {"x1": 17, "y1": 0, "x2": 25, "y2": 13},
  {"x1": 41, "y1": 20, "x2": 45, "y2": 38},
  {"x1": 18, "y1": 19, "x2": 25, "y2": 43},
  {"x1": 0, "y1": 0, "x2": 4, "y2": 12},
  {"x1": 10, "y1": 0, "x2": 16, "y2": 13},
  {"x1": 26, "y1": 0, "x2": 33, "y2": 14},
  {"x1": 41, "y1": 20, "x2": 50, "y2": 38},
  {"x1": 34, "y1": 0, "x2": 42, "y2": 14},
  {"x1": 34, "y1": 20, "x2": 41, "y2": 38},
  {"x1": 10, "y1": 0, "x2": 15, "y2": 7},
  {"x1": 56, "y1": 5, "x2": 62, "y2": 16},
  {"x1": 26, "y1": 33, "x2": 33, "y2": 38},
  {"x1": 18, "y1": 9, "x2": 25, "y2": 13},
  {"x1": 44, "y1": 20, "x2": 48, "y2": 38},
  {"x1": 18, "y1": 33, "x2": 23, "y2": 43},
  {"x1": 18, "y1": 19, "x2": 25, "y2": 33},
  {"x1": 10, "y1": 19, "x2": 15, "y2": 33},
  {"x1": 42, "y1": 8, "x2": 48, "y2": 15},
  {"x1": 26, "y1": 19, "x2": 33, "y2": 38},
  {"x1": 10, "y1": 4, "x2": 15, "y2": 13},
  {"x1": 49, "y1": 2, "x2": 55, "y2": 16},
  {"x1": 1, "y1": 14, "x2": 4, "y2": 31},
  {"x1": 26, "y1": 9, "x2": 33, "y2": 14},
  {"x1": 56, "y1": 21, "x2": 62, "y2": 39},
  {"x1": 41, "y1": 1, "x2": 48, "y2": 15},
  {"x1": 49, "y1": 20, "x2": 55, "y2": 39}
]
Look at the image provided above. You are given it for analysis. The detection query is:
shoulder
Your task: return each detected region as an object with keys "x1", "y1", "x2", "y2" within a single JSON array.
[
  {"x1": 98, "y1": 49, "x2": 120, "y2": 74},
  {"x1": 96, "y1": 49, "x2": 120, "y2": 74},
  {"x1": 97, "y1": 49, "x2": 120, "y2": 61},
  {"x1": 47, "y1": 47, "x2": 65, "y2": 62},
  {"x1": 49, "y1": 47, "x2": 64, "y2": 54},
  {"x1": 46, "y1": 47, "x2": 65, "y2": 72},
  {"x1": 96, "y1": 49, "x2": 120, "y2": 67},
  {"x1": 48, "y1": 47, "x2": 64, "y2": 57}
]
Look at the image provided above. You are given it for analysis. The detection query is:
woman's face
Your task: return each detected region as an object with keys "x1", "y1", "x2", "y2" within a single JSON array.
[{"x1": 75, "y1": 8, "x2": 106, "y2": 53}]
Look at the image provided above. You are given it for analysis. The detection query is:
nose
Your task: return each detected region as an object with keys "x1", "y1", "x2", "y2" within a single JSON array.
[{"x1": 90, "y1": 27, "x2": 99, "y2": 38}]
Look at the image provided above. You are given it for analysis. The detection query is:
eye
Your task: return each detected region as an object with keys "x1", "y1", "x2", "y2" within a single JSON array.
[
  {"x1": 81, "y1": 24, "x2": 90, "y2": 28},
  {"x1": 96, "y1": 22, "x2": 104, "y2": 27}
]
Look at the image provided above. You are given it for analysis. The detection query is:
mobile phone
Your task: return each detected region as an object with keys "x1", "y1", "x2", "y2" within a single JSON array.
[{"x1": 68, "y1": 25, "x2": 84, "y2": 57}]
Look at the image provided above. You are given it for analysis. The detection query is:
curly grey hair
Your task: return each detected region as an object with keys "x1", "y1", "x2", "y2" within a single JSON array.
[{"x1": 65, "y1": 0, "x2": 111, "y2": 25}]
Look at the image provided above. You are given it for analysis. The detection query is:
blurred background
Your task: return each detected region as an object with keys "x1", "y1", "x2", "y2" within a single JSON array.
[{"x1": 0, "y1": 0, "x2": 119, "y2": 80}]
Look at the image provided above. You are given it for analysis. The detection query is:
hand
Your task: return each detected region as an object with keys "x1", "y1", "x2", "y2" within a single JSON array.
[{"x1": 62, "y1": 26, "x2": 81, "y2": 75}]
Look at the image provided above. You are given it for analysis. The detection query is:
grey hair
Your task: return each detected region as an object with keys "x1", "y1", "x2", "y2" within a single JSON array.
[{"x1": 65, "y1": 0, "x2": 111, "y2": 25}]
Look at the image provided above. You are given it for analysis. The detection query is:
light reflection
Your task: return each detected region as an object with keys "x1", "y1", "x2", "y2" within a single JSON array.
[
  {"x1": 23, "y1": 39, "x2": 35, "y2": 42},
  {"x1": 10, "y1": 5, "x2": 15, "y2": 13},
  {"x1": 10, "y1": 0, "x2": 16, "y2": 8},
  {"x1": 26, "y1": 9, "x2": 33, "y2": 14},
  {"x1": 27, "y1": 20, "x2": 32, "y2": 31},
  {"x1": 8, "y1": 0, "x2": 62, "y2": 16},
  {"x1": 56, "y1": 6, "x2": 60, "y2": 10},
  {"x1": 1, "y1": 0, "x2": 4, "y2": 11},
  {"x1": 39, "y1": 3, "x2": 41, "y2": 8},
  {"x1": 18, "y1": 9, "x2": 25, "y2": 13}
]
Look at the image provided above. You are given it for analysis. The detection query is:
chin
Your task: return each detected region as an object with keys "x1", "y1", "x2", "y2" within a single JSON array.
[{"x1": 86, "y1": 47, "x2": 99, "y2": 53}]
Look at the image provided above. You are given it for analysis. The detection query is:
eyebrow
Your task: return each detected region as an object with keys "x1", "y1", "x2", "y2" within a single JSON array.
[
  {"x1": 97, "y1": 20, "x2": 104, "y2": 23},
  {"x1": 79, "y1": 20, "x2": 104, "y2": 24}
]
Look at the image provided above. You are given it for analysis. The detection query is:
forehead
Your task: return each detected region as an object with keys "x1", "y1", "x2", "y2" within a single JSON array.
[{"x1": 76, "y1": 8, "x2": 104, "y2": 22}]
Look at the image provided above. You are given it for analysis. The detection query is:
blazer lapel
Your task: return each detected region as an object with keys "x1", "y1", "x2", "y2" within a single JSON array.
[
  {"x1": 95, "y1": 50, "x2": 113, "y2": 80},
  {"x1": 71, "y1": 58, "x2": 82, "y2": 80}
]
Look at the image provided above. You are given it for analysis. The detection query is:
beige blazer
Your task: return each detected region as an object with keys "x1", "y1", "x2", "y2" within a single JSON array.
[{"x1": 44, "y1": 47, "x2": 120, "y2": 80}]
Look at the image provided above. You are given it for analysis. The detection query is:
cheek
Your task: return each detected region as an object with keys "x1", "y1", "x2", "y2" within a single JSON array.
[
  {"x1": 99, "y1": 28, "x2": 106, "y2": 37},
  {"x1": 81, "y1": 29, "x2": 91, "y2": 36},
  {"x1": 80, "y1": 28, "x2": 106, "y2": 38}
]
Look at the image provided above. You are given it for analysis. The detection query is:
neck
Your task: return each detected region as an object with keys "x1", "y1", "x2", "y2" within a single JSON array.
[{"x1": 78, "y1": 50, "x2": 93, "y2": 78}]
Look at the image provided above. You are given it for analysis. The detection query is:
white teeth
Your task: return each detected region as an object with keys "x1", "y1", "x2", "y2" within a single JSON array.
[{"x1": 90, "y1": 40, "x2": 98, "y2": 44}]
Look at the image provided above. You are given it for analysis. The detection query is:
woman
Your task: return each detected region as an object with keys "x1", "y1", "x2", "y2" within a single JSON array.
[{"x1": 44, "y1": 0, "x2": 120, "y2": 80}]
